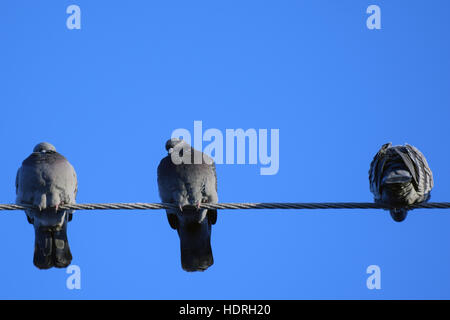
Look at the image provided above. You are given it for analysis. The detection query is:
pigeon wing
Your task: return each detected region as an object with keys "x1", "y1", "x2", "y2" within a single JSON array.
[
  {"x1": 405, "y1": 144, "x2": 433, "y2": 197},
  {"x1": 369, "y1": 143, "x2": 391, "y2": 201}
]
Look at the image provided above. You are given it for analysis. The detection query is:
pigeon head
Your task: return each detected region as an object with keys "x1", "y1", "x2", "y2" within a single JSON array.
[
  {"x1": 165, "y1": 138, "x2": 189, "y2": 154},
  {"x1": 379, "y1": 148, "x2": 416, "y2": 206},
  {"x1": 382, "y1": 168, "x2": 412, "y2": 185},
  {"x1": 33, "y1": 142, "x2": 56, "y2": 153},
  {"x1": 381, "y1": 152, "x2": 412, "y2": 186}
]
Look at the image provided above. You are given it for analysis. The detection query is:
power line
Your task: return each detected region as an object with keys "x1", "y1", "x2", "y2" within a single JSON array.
[{"x1": 1, "y1": 202, "x2": 450, "y2": 211}]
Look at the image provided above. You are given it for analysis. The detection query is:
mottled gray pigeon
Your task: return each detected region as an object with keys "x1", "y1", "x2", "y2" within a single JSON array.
[
  {"x1": 369, "y1": 143, "x2": 433, "y2": 222},
  {"x1": 157, "y1": 138, "x2": 218, "y2": 272},
  {"x1": 16, "y1": 143, "x2": 77, "y2": 269}
]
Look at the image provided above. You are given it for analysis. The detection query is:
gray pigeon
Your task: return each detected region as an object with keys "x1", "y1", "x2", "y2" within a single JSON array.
[
  {"x1": 369, "y1": 143, "x2": 433, "y2": 222},
  {"x1": 16, "y1": 143, "x2": 78, "y2": 269},
  {"x1": 157, "y1": 138, "x2": 218, "y2": 272}
]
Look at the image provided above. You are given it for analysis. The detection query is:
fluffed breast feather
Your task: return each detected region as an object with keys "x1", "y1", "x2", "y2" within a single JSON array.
[
  {"x1": 16, "y1": 152, "x2": 77, "y2": 209},
  {"x1": 157, "y1": 151, "x2": 218, "y2": 204}
]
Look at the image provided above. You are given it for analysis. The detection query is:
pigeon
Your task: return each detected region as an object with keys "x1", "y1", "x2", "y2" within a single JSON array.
[
  {"x1": 16, "y1": 143, "x2": 78, "y2": 269},
  {"x1": 157, "y1": 138, "x2": 218, "y2": 272},
  {"x1": 369, "y1": 143, "x2": 433, "y2": 222}
]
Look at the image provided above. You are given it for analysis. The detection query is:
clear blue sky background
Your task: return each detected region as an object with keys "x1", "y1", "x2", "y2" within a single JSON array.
[{"x1": 1, "y1": 1, "x2": 450, "y2": 299}]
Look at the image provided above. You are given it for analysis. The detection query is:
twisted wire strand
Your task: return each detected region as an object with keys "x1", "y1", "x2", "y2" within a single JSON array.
[{"x1": 1, "y1": 202, "x2": 450, "y2": 212}]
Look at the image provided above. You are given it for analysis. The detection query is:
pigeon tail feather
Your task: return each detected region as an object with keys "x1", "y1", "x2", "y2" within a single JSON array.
[
  {"x1": 33, "y1": 213, "x2": 72, "y2": 269},
  {"x1": 33, "y1": 227, "x2": 54, "y2": 270},
  {"x1": 178, "y1": 220, "x2": 214, "y2": 272},
  {"x1": 390, "y1": 208, "x2": 408, "y2": 222}
]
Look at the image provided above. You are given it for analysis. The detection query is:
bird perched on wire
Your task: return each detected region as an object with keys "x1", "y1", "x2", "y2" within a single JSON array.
[
  {"x1": 369, "y1": 143, "x2": 433, "y2": 222},
  {"x1": 157, "y1": 138, "x2": 218, "y2": 272},
  {"x1": 16, "y1": 143, "x2": 78, "y2": 269}
]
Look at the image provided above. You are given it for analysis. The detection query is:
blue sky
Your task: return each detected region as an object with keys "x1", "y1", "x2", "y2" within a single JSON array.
[{"x1": 0, "y1": 0, "x2": 450, "y2": 299}]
